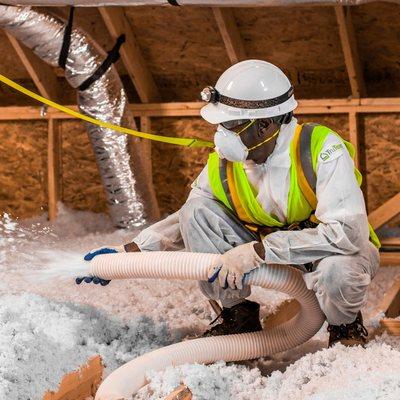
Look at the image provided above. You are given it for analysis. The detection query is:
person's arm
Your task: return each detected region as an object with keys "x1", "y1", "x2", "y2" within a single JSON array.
[
  {"x1": 131, "y1": 211, "x2": 183, "y2": 251},
  {"x1": 259, "y1": 133, "x2": 370, "y2": 265},
  {"x1": 128, "y1": 165, "x2": 214, "y2": 252},
  {"x1": 78, "y1": 166, "x2": 213, "y2": 285}
]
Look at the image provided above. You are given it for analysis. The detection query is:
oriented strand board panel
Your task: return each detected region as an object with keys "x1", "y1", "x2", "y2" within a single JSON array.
[
  {"x1": 297, "y1": 114, "x2": 350, "y2": 140},
  {"x1": 60, "y1": 120, "x2": 108, "y2": 214},
  {"x1": 0, "y1": 30, "x2": 30, "y2": 80},
  {"x1": 352, "y1": 2, "x2": 400, "y2": 97},
  {"x1": 151, "y1": 117, "x2": 213, "y2": 215},
  {"x1": 1, "y1": 3, "x2": 400, "y2": 105},
  {"x1": 0, "y1": 120, "x2": 48, "y2": 218},
  {"x1": 234, "y1": 6, "x2": 351, "y2": 99},
  {"x1": 124, "y1": 6, "x2": 231, "y2": 102},
  {"x1": 0, "y1": 78, "x2": 41, "y2": 107},
  {"x1": 361, "y1": 114, "x2": 400, "y2": 222}
]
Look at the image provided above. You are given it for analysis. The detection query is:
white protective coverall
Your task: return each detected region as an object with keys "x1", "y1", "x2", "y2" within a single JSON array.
[{"x1": 133, "y1": 117, "x2": 380, "y2": 325}]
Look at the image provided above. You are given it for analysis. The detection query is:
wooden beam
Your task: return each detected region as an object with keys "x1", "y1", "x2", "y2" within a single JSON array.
[
  {"x1": 164, "y1": 385, "x2": 192, "y2": 400},
  {"x1": 381, "y1": 238, "x2": 400, "y2": 247},
  {"x1": 138, "y1": 116, "x2": 160, "y2": 219},
  {"x1": 99, "y1": 7, "x2": 161, "y2": 102},
  {"x1": 335, "y1": 6, "x2": 366, "y2": 98},
  {"x1": 47, "y1": 119, "x2": 61, "y2": 221},
  {"x1": 140, "y1": 116, "x2": 153, "y2": 169},
  {"x1": 371, "y1": 280, "x2": 400, "y2": 317},
  {"x1": 43, "y1": 355, "x2": 103, "y2": 400},
  {"x1": 379, "y1": 279, "x2": 400, "y2": 318},
  {"x1": 380, "y1": 252, "x2": 400, "y2": 267},
  {"x1": 379, "y1": 319, "x2": 400, "y2": 335},
  {"x1": 99, "y1": 7, "x2": 161, "y2": 220},
  {"x1": 6, "y1": 33, "x2": 60, "y2": 101},
  {"x1": 372, "y1": 280, "x2": 400, "y2": 335},
  {"x1": 348, "y1": 111, "x2": 360, "y2": 169},
  {"x1": 4, "y1": 97, "x2": 400, "y2": 120},
  {"x1": 368, "y1": 192, "x2": 400, "y2": 230},
  {"x1": 212, "y1": 8, "x2": 246, "y2": 64}
]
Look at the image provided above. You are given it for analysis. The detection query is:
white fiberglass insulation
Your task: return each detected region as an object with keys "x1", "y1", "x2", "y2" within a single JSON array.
[{"x1": 1, "y1": 204, "x2": 399, "y2": 400}]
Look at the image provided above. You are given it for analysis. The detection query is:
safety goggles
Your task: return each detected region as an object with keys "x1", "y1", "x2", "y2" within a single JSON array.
[{"x1": 220, "y1": 119, "x2": 256, "y2": 135}]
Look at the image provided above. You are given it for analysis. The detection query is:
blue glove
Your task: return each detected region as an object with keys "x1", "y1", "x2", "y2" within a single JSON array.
[
  {"x1": 75, "y1": 276, "x2": 111, "y2": 286},
  {"x1": 83, "y1": 245, "x2": 124, "y2": 261},
  {"x1": 77, "y1": 245, "x2": 124, "y2": 286}
]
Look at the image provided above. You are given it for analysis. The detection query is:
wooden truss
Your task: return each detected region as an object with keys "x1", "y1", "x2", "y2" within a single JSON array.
[
  {"x1": 0, "y1": 6, "x2": 399, "y2": 267},
  {"x1": 43, "y1": 356, "x2": 103, "y2": 400},
  {"x1": 1, "y1": 97, "x2": 399, "y2": 266},
  {"x1": 372, "y1": 279, "x2": 400, "y2": 336}
]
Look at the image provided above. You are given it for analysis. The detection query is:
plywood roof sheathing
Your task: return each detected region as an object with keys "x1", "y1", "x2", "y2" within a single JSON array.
[
  {"x1": 6, "y1": 33, "x2": 60, "y2": 101},
  {"x1": 99, "y1": 6, "x2": 161, "y2": 102}
]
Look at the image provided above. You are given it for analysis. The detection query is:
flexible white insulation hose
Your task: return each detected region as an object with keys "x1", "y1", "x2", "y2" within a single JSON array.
[{"x1": 91, "y1": 252, "x2": 324, "y2": 400}]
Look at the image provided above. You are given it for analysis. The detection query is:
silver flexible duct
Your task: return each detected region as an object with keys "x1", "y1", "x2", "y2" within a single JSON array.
[{"x1": 0, "y1": 5, "x2": 159, "y2": 228}]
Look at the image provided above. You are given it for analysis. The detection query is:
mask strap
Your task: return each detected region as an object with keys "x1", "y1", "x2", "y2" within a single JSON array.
[
  {"x1": 248, "y1": 129, "x2": 280, "y2": 151},
  {"x1": 235, "y1": 119, "x2": 256, "y2": 136}
]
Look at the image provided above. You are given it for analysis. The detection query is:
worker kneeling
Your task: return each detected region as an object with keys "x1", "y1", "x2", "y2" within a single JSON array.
[{"x1": 81, "y1": 60, "x2": 380, "y2": 347}]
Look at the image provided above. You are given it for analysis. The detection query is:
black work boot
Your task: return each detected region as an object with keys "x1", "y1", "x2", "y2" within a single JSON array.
[
  {"x1": 327, "y1": 311, "x2": 368, "y2": 347},
  {"x1": 202, "y1": 300, "x2": 263, "y2": 337}
]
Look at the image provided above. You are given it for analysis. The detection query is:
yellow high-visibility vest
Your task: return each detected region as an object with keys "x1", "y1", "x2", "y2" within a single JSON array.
[{"x1": 207, "y1": 123, "x2": 380, "y2": 248}]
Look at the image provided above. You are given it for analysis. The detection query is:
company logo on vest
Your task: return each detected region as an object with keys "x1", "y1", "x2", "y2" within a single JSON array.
[{"x1": 319, "y1": 143, "x2": 344, "y2": 162}]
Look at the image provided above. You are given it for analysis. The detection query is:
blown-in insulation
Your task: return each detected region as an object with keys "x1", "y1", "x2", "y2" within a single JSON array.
[
  {"x1": 89, "y1": 251, "x2": 325, "y2": 399},
  {"x1": 0, "y1": 5, "x2": 158, "y2": 228}
]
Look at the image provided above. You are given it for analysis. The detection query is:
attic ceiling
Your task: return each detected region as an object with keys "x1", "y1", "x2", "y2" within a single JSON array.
[{"x1": 1, "y1": 1, "x2": 400, "y2": 107}]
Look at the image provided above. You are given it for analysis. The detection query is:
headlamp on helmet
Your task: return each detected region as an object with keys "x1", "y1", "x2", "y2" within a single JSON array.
[
  {"x1": 200, "y1": 86, "x2": 219, "y2": 103},
  {"x1": 200, "y1": 85, "x2": 294, "y2": 109}
]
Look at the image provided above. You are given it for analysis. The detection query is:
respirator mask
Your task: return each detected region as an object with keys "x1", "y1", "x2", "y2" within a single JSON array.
[{"x1": 214, "y1": 119, "x2": 281, "y2": 162}]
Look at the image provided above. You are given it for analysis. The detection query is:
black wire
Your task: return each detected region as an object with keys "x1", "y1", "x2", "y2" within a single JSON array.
[{"x1": 58, "y1": 6, "x2": 75, "y2": 69}]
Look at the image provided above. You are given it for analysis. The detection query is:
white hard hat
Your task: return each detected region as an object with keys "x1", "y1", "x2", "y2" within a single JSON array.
[{"x1": 200, "y1": 60, "x2": 297, "y2": 124}]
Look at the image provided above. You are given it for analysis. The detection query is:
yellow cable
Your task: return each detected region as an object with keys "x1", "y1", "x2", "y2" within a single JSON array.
[{"x1": 0, "y1": 74, "x2": 214, "y2": 148}]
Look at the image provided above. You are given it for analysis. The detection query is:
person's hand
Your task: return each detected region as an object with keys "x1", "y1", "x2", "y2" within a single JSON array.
[
  {"x1": 207, "y1": 241, "x2": 264, "y2": 290},
  {"x1": 75, "y1": 276, "x2": 111, "y2": 286},
  {"x1": 77, "y1": 242, "x2": 141, "y2": 286},
  {"x1": 83, "y1": 244, "x2": 126, "y2": 261},
  {"x1": 76, "y1": 244, "x2": 125, "y2": 286}
]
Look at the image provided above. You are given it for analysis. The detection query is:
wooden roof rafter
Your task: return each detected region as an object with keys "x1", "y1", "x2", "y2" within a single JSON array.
[
  {"x1": 98, "y1": 6, "x2": 161, "y2": 219},
  {"x1": 212, "y1": 7, "x2": 246, "y2": 65},
  {"x1": 335, "y1": 5, "x2": 366, "y2": 98},
  {"x1": 6, "y1": 32, "x2": 63, "y2": 220},
  {"x1": 99, "y1": 6, "x2": 161, "y2": 103},
  {"x1": 6, "y1": 33, "x2": 60, "y2": 101}
]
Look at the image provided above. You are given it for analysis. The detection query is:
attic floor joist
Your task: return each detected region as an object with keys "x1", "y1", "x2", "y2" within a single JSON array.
[{"x1": 3, "y1": 97, "x2": 400, "y2": 120}]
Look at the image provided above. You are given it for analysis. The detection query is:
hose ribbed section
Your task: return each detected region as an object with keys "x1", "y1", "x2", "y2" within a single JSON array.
[
  {"x1": 92, "y1": 252, "x2": 325, "y2": 400},
  {"x1": 90, "y1": 252, "x2": 218, "y2": 281}
]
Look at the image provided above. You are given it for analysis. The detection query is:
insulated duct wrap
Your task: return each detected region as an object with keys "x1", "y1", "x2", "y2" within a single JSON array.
[
  {"x1": 0, "y1": 5, "x2": 158, "y2": 228},
  {"x1": 90, "y1": 252, "x2": 325, "y2": 400}
]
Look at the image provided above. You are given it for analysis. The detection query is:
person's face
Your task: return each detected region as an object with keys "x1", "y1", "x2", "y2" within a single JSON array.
[{"x1": 220, "y1": 118, "x2": 280, "y2": 163}]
